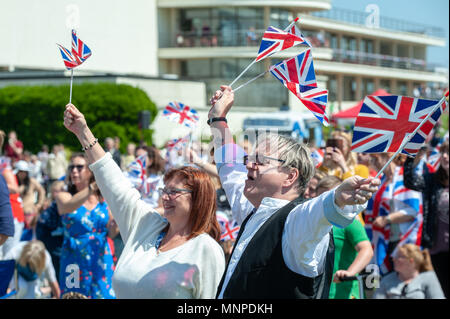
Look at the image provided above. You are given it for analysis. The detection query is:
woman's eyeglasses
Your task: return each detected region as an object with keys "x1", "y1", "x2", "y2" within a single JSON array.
[
  {"x1": 158, "y1": 188, "x2": 192, "y2": 198},
  {"x1": 68, "y1": 164, "x2": 86, "y2": 172},
  {"x1": 243, "y1": 154, "x2": 285, "y2": 166}
]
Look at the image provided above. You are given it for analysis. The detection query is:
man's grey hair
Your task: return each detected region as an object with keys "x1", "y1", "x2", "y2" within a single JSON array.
[{"x1": 256, "y1": 133, "x2": 315, "y2": 195}]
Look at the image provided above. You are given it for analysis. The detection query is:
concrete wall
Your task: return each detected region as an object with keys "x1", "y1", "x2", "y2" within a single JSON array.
[{"x1": 0, "y1": 0, "x2": 159, "y2": 76}]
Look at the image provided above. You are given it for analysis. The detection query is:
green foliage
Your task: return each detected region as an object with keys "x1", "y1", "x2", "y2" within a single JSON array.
[{"x1": 0, "y1": 82, "x2": 157, "y2": 153}]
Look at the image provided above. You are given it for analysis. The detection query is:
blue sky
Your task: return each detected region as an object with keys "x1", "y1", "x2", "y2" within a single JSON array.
[{"x1": 334, "y1": 0, "x2": 449, "y2": 68}]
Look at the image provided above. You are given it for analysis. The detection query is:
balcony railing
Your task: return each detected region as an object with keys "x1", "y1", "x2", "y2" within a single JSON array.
[
  {"x1": 311, "y1": 7, "x2": 445, "y2": 38},
  {"x1": 169, "y1": 30, "x2": 440, "y2": 72}
]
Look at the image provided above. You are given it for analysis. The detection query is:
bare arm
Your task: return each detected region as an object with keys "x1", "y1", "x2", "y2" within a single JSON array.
[
  {"x1": 31, "y1": 178, "x2": 46, "y2": 211},
  {"x1": 49, "y1": 280, "x2": 61, "y2": 299},
  {"x1": 334, "y1": 240, "x2": 373, "y2": 282},
  {"x1": 2, "y1": 169, "x2": 20, "y2": 194},
  {"x1": 63, "y1": 104, "x2": 106, "y2": 165},
  {"x1": 55, "y1": 186, "x2": 94, "y2": 215}
]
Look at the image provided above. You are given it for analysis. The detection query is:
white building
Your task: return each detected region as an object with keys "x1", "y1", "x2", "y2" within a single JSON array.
[{"x1": 0, "y1": 0, "x2": 447, "y2": 146}]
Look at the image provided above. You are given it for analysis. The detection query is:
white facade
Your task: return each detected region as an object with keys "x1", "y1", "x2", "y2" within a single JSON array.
[{"x1": 0, "y1": 0, "x2": 159, "y2": 76}]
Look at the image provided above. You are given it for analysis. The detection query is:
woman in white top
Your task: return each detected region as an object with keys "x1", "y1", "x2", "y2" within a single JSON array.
[{"x1": 62, "y1": 103, "x2": 225, "y2": 299}]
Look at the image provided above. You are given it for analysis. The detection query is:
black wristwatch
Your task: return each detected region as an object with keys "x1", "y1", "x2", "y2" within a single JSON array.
[{"x1": 207, "y1": 117, "x2": 227, "y2": 126}]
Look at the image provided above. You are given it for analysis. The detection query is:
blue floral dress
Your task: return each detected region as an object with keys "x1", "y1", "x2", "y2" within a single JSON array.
[{"x1": 59, "y1": 201, "x2": 116, "y2": 299}]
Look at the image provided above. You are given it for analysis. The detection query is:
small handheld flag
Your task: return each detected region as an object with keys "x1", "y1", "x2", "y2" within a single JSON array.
[
  {"x1": 56, "y1": 29, "x2": 92, "y2": 103},
  {"x1": 163, "y1": 102, "x2": 199, "y2": 129}
]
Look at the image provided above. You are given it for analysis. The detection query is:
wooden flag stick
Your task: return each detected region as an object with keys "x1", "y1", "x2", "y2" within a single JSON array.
[{"x1": 375, "y1": 94, "x2": 447, "y2": 179}]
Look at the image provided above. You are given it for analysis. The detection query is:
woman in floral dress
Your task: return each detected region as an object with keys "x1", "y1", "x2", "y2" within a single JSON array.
[{"x1": 56, "y1": 152, "x2": 115, "y2": 299}]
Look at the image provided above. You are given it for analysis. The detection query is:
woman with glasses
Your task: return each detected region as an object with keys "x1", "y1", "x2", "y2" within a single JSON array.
[
  {"x1": 62, "y1": 104, "x2": 225, "y2": 299},
  {"x1": 55, "y1": 153, "x2": 115, "y2": 299},
  {"x1": 374, "y1": 243, "x2": 445, "y2": 299}
]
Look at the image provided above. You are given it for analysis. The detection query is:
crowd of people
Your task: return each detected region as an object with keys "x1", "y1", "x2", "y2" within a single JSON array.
[{"x1": 0, "y1": 86, "x2": 448, "y2": 299}]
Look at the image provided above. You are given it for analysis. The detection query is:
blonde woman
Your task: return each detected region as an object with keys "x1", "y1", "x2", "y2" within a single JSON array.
[
  {"x1": 4, "y1": 240, "x2": 60, "y2": 299},
  {"x1": 374, "y1": 244, "x2": 445, "y2": 299},
  {"x1": 320, "y1": 131, "x2": 369, "y2": 181}
]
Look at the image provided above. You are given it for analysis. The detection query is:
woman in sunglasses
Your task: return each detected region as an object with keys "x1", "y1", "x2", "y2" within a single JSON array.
[
  {"x1": 62, "y1": 104, "x2": 225, "y2": 299},
  {"x1": 55, "y1": 152, "x2": 116, "y2": 299}
]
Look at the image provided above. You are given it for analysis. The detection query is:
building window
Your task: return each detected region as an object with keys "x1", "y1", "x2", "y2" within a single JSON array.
[
  {"x1": 270, "y1": 8, "x2": 292, "y2": 28},
  {"x1": 343, "y1": 76, "x2": 356, "y2": 100},
  {"x1": 362, "y1": 78, "x2": 375, "y2": 96},
  {"x1": 398, "y1": 81, "x2": 408, "y2": 96},
  {"x1": 379, "y1": 79, "x2": 391, "y2": 93},
  {"x1": 327, "y1": 75, "x2": 337, "y2": 102}
]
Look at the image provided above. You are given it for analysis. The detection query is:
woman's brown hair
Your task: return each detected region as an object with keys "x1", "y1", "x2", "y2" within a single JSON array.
[
  {"x1": 163, "y1": 166, "x2": 221, "y2": 242},
  {"x1": 397, "y1": 243, "x2": 434, "y2": 273}
]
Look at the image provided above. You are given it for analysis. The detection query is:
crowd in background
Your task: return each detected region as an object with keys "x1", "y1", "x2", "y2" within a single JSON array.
[{"x1": 0, "y1": 123, "x2": 448, "y2": 299}]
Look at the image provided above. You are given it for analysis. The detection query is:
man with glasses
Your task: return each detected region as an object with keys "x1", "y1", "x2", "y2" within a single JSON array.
[{"x1": 208, "y1": 85, "x2": 381, "y2": 299}]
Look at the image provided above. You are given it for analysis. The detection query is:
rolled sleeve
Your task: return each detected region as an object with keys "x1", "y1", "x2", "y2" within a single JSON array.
[{"x1": 324, "y1": 189, "x2": 367, "y2": 228}]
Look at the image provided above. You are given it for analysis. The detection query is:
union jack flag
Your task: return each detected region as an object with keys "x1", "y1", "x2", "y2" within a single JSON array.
[
  {"x1": 71, "y1": 30, "x2": 92, "y2": 63},
  {"x1": 125, "y1": 153, "x2": 147, "y2": 190},
  {"x1": 365, "y1": 167, "x2": 422, "y2": 275},
  {"x1": 270, "y1": 49, "x2": 329, "y2": 126},
  {"x1": 217, "y1": 211, "x2": 240, "y2": 241},
  {"x1": 256, "y1": 25, "x2": 310, "y2": 62},
  {"x1": 426, "y1": 143, "x2": 442, "y2": 173},
  {"x1": 310, "y1": 148, "x2": 324, "y2": 168},
  {"x1": 351, "y1": 95, "x2": 448, "y2": 156},
  {"x1": 57, "y1": 29, "x2": 91, "y2": 69},
  {"x1": 166, "y1": 135, "x2": 189, "y2": 151},
  {"x1": 163, "y1": 102, "x2": 199, "y2": 129}
]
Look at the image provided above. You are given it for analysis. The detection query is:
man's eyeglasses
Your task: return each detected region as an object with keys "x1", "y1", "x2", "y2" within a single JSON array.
[
  {"x1": 158, "y1": 188, "x2": 192, "y2": 198},
  {"x1": 243, "y1": 154, "x2": 285, "y2": 166},
  {"x1": 68, "y1": 164, "x2": 86, "y2": 172}
]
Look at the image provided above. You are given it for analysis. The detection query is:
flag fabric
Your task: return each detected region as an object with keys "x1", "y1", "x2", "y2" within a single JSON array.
[
  {"x1": 270, "y1": 49, "x2": 329, "y2": 126},
  {"x1": 351, "y1": 95, "x2": 448, "y2": 156},
  {"x1": 217, "y1": 211, "x2": 240, "y2": 241},
  {"x1": 163, "y1": 102, "x2": 199, "y2": 129},
  {"x1": 125, "y1": 153, "x2": 147, "y2": 190},
  {"x1": 365, "y1": 167, "x2": 422, "y2": 275},
  {"x1": 57, "y1": 29, "x2": 91, "y2": 69},
  {"x1": 56, "y1": 44, "x2": 79, "y2": 69},
  {"x1": 256, "y1": 26, "x2": 310, "y2": 62},
  {"x1": 426, "y1": 143, "x2": 442, "y2": 173},
  {"x1": 167, "y1": 135, "x2": 190, "y2": 151},
  {"x1": 310, "y1": 148, "x2": 324, "y2": 168},
  {"x1": 71, "y1": 30, "x2": 92, "y2": 63}
]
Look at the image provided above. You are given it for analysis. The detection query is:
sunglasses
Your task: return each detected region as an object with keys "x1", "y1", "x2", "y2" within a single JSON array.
[
  {"x1": 68, "y1": 164, "x2": 86, "y2": 172},
  {"x1": 158, "y1": 187, "x2": 192, "y2": 198},
  {"x1": 243, "y1": 154, "x2": 285, "y2": 166}
]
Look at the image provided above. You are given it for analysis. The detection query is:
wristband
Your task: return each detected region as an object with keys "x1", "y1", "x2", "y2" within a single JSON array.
[
  {"x1": 207, "y1": 117, "x2": 227, "y2": 126},
  {"x1": 386, "y1": 215, "x2": 392, "y2": 224},
  {"x1": 81, "y1": 138, "x2": 98, "y2": 151}
]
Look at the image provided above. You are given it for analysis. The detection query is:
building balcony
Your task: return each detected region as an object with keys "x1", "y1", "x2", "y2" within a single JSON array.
[{"x1": 158, "y1": 0, "x2": 331, "y2": 11}]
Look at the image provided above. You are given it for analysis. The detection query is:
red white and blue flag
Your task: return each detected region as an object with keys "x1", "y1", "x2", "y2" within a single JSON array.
[
  {"x1": 351, "y1": 95, "x2": 448, "y2": 156},
  {"x1": 217, "y1": 211, "x2": 240, "y2": 241},
  {"x1": 310, "y1": 148, "x2": 324, "y2": 168},
  {"x1": 126, "y1": 153, "x2": 147, "y2": 190},
  {"x1": 270, "y1": 49, "x2": 329, "y2": 126},
  {"x1": 167, "y1": 135, "x2": 189, "y2": 151},
  {"x1": 71, "y1": 30, "x2": 92, "y2": 63},
  {"x1": 256, "y1": 26, "x2": 310, "y2": 62},
  {"x1": 426, "y1": 144, "x2": 442, "y2": 173},
  {"x1": 365, "y1": 167, "x2": 422, "y2": 275},
  {"x1": 57, "y1": 29, "x2": 92, "y2": 69},
  {"x1": 163, "y1": 102, "x2": 199, "y2": 129}
]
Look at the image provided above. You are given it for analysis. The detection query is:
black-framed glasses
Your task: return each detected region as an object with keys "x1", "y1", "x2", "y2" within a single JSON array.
[
  {"x1": 158, "y1": 187, "x2": 192, "y2": 198},
  {"x1": 243, "y1": 154, "x2": 285, "y2": 166},
  {"x1": 68, "y1": 164, "x2": 86, "y2": 172}
]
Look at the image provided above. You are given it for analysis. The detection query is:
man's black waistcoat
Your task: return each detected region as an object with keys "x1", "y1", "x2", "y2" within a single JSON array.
[{"x1": 216, "y1": 196, "x2": 334, "y2": 299}]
